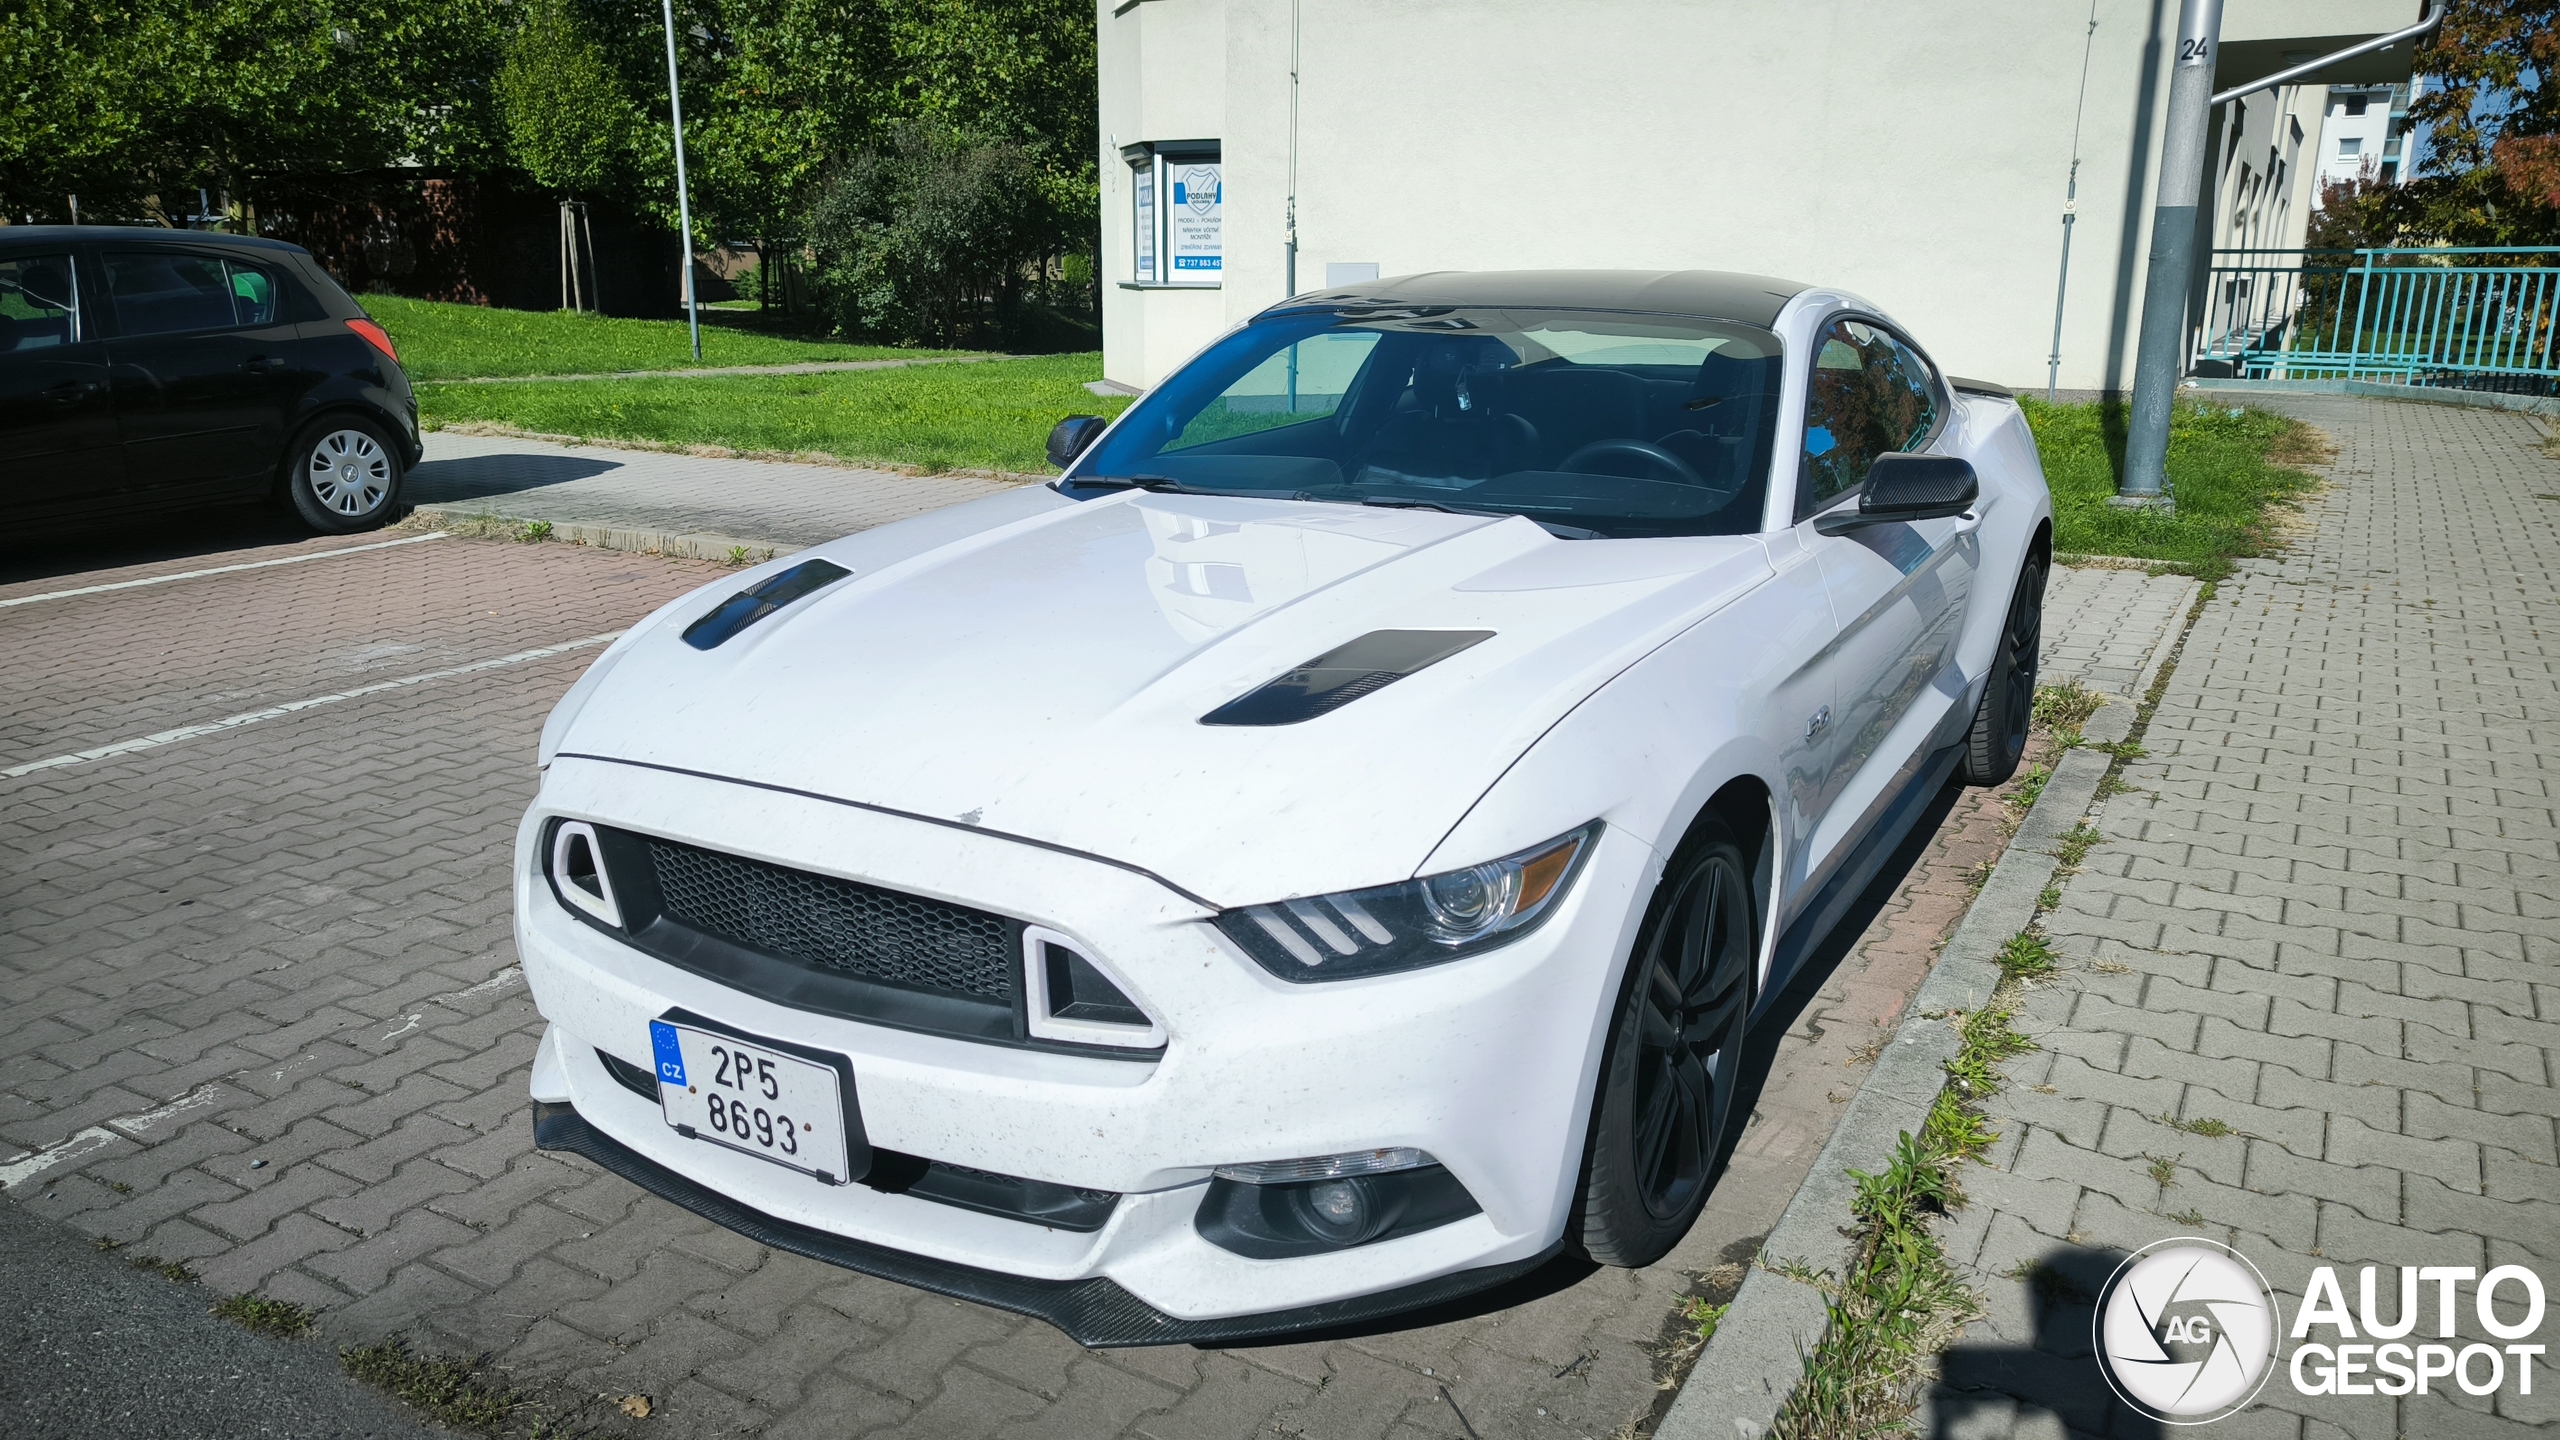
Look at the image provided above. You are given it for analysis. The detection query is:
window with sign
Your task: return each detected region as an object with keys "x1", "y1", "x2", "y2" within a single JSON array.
[{"x1": 1124, "y1": 142, "x2": 1220, "y2": 287}]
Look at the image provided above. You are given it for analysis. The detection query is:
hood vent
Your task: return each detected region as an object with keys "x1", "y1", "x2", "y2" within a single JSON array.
[
  {"x1": 682, "y1": 558, "x2": 853, "y2": 650},
  {"x1": 1201, "y1": 630, "x2": 1493, "y2": 727}
]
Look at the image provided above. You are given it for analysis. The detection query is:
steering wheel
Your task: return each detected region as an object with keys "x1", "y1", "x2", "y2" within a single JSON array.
[{"x1": 1557, "y1": 438, "x2": 1720, "y2": 493}]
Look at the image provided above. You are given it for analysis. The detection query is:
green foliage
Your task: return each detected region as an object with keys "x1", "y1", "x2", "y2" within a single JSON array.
[
  {"x1": 340, "y1": 1336, "x2": 534, "y2": 1435},
  {"x1": 2030, "y1": 680, "x2": 2103, "y2": 737},
  {"x1": 808, "y1": 120, "x2": 1064, "y2": 348},
  {"x1": 0, "y1": 0, "x2": 508, "y2": 222},
  {"x1": 213, "y1": 1294, "x2": 316, "y2": 1337},
  {"x1": 496, "y1": 0, "x2": 634, "y2": 197},
  {"x1": 2053, "y1": 823, "x2": 2103, "y2": 870},
  {"x1": 128, "y1": 1254, "x2": 197, "y2": 1282},
  {"x1": 2025, "y1": 399, "x2": 2320, "y2": 580},
  {"x1": 418, "y1": 352, "x2": 1129, "y2": 471},
  {"x1": 363, "y1": 293, "x2": 930, "y2": 379},
  {"x1": 1994, "y1": 932, "x2": 2059, "y2": 982}
]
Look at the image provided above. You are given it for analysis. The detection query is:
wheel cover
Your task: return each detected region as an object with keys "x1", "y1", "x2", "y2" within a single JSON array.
[
  {"x1": 1629, "y1": 853, "x2": 1754, "y2": 1221},
  {"x1": 307, "y1": 429, "x2": 389, "y2": 517},
  {"x1": 2000, "y1": 568, "x2": 2043, "y2": 758}
]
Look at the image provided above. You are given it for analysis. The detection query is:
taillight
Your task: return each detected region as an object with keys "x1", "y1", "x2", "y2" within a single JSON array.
[{"x1": 346, "y1": 317, "x2": 397, "y2": 362}]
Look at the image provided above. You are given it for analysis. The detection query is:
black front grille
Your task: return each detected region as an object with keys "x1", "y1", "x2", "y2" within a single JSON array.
[{"x1": 645, "y1": 837, "x2": 1014, "y2": 1000}]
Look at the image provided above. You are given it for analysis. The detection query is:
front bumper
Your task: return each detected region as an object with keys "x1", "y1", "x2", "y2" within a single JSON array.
[
  {"x1": 531, "y1": 1098, "x2": 1560, "y2": 1347},
  {"x1": 518, "y1": 755, "x2": 1650, "y2": 1328}
]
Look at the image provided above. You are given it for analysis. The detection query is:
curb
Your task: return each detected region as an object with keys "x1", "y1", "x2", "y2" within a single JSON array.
[
  {"x1": 1655, "y1": 698, "x2": 2138, "y2": 1440},
  {"x1": 405, "y1": 505, "x2": 793, "y2": 567}
]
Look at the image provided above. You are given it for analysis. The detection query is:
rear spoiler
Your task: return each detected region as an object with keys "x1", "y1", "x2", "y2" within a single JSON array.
[{"x1": 1948, "y1": 376, "x2": 2014, "y2": 400}]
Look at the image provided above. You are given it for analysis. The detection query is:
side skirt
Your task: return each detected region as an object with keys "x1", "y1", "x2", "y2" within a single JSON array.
[
  {"x1": 532, "y1": 1100, "x2": 1558, "y2": 1348},
  {"x1": 1754, "y1": 742, "x2": 1965, "y2": 1015}
]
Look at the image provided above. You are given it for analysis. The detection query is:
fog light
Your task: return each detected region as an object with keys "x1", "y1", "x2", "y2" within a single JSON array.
[{"x1": 1294, "y1": 1177, "x2": 1381, "y2": 1245}]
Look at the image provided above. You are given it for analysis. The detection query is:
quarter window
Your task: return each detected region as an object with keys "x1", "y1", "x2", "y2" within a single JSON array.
[
  {"x1": 104, "y1": 252, "x2": 281, "y2": 337},
  {"x1": 1797, "y1": 318, "x2": 1941, "y2": 519},
  {"x1": 0, "y1": 255, "x2": 80, "y2": 351}
]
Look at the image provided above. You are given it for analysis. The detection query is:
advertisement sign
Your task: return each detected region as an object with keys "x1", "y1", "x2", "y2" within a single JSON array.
[
  {"x1": 1168, "y1": 163, "x2": 1221, "y2": 280},
  {"x1": 1132, "y1": 163, "x2": 1156, "y2": 281}
]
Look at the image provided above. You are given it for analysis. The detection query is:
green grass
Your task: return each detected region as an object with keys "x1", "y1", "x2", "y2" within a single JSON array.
[
  {"x1": 213, "y1": 1293, "x2": 316, "y2": 1337},
  {"x1": 2024, "y1": 397, "x2": 2323, "y2": 579},
  {"x1": 360, "y1": 295, "x2": 955, "y2": 382},
  {"x1": 340, "y1": 1336, "x2": 538, "y2": 1436},
  {"x1": 418, "y1": 353, "x2": 1131, "y2": 473}
]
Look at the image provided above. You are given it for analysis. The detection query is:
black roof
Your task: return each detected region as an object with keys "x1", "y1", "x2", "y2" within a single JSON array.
[
  {"x1": 0, "y1": 225, "x2": 310, "y2": 256},
  {"x1": 1268, "y1": 269, "x2": 1811, "y2": 328}
]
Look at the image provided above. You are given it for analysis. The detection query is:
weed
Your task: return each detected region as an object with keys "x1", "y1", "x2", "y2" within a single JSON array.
[
  {"x1": 106, "y1": 1179, "x2": 132, "y2": 1194},
  {"x1": 2053, "y1": 823, "x2": 2103, "y2": 870},
  {"x1": 213, "y1": 1294, "x2": 316, "y2": 1337},
  {"x1": 515, "y1": 519, "x2": 552, "y2": 543},
  {"x1": 2167, "y1": 1208, "x2": 2209, "y2": 1226},
  {"x1": 1682, "y1": 1296, "x2": 1731, "y2": 1345},
  {"x1": 2002, "y1": 1258, "x2": 2092, "y2": 1305},
  {"x1": 90, "y1": 1236, "x2": 125, "y2": 1252},
  {"x1": 1995, "y1": 932, "x2": 2060, "y2": 982},
  {"x1": 2146, "y1": 1154, "x2": 2181, "y2": 1189},
  {"x1": 2032, "y1": 680, "x2": 2104, "y2": 735},
  {"x1": 128, "y1": 1255, "x2": 196, "y2": 1282},
  {"x1": 2006, "y1": 764, "x2": 2051, "y2": 813},
  {"x1": 725, "y1": 545, "x2": 751, "y2": 566},
  {"x1": 1962, "y1": 858, "x2": 1996, "y2": 895},
  {"x1": 2089, "y1": 958, "x2": 2131, "y2": 975},
  {"x1": 2037, "y1": 882, "x2": 2063, "y2": 912},
  {"x1": 2157, "y1": 1114, "x2": 2235, "y2": 1138},
  {"x1": 340, "y1": 1336, "x2": 534, "y2": 1435},
  {"x1": 2086, "y1": 739, "x2": 2149, "y2": 761}
]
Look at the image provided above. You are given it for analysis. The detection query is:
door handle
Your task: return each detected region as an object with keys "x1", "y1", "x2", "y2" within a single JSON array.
[
  {"x1": 41, "y1": 379, "x2": 100, "y2": 404},
  {"x1": 242, "y1": 355, "x2": 276, "y2": 375}
]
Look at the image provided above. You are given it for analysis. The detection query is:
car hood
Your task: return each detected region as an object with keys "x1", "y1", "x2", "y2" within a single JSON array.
[{"x1": 557, "y1": 488, "x2": 1773, "y2": 906}]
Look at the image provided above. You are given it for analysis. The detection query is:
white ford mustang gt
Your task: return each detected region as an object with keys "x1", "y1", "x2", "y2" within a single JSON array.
[{"x1": 516, "y1": 270, "x2": 2051, "y2": 1346}]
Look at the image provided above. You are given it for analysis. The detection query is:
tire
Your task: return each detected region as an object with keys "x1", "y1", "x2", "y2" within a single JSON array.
[
  {"x1": 282, "y1": 415, "x2": 403, "y2": 533},
  {"x1": 1959, "y1": 554, "x2": 2045, "y2": 787},
  {"x1": 1573, "y1": 816, "x2": 1759, "y2": 1268}
]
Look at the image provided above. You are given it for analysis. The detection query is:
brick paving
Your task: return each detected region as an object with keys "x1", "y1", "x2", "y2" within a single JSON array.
[
  {"x1": 1927, "y1": 397, "x2": 2560, "y2": 1438},
  {"x1": 1, "y1": 498, "x2": 2176, "y2": 1438},
  {"x1": 412, "y1": 430, "x2": 1020, "y2": 551}
]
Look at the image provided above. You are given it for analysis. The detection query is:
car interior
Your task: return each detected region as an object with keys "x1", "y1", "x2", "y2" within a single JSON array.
[{"x1": 1096, "y1": 312, "x2": 1787, "y2": 538}]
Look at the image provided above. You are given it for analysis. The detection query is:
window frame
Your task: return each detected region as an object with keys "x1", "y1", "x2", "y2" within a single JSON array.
[
  {"x1": 1120, "y1": 140, "x2": 1221, "y2": 290},
  {"x1": 99, "y1": 246, "x2": 287, "y2": 341},
  {"x1": 0, "y1": 249, "x2": 85, "y2": 350},
  {"x1": 1793, "y1": 309, "x2": 1952, "y2": 525}
]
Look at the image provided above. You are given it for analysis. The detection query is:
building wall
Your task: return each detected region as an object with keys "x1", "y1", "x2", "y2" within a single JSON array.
[
  {"x1": 2313, "y1": 82, "x2": 2412, "y2": 194},
  {"x1": 1098, "y1": 0, "x2": 2421, "y2": 393}
]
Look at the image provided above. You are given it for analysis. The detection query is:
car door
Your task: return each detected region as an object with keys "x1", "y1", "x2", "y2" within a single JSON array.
[
  {"x1": 101, "y1": 247, "x2": 299, "y2": 503},
  {"x1": 1794, "y1": 316, "x2": 1980, "y2": 875},
  {"x1": 0, "y1": 249, "x2": 124, "y2": 523}
]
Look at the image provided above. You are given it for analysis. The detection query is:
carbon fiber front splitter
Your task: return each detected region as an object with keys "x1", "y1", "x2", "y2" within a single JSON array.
[{"x1": 531, "y1": 1100, "x2": 1560, "y2": 1348}]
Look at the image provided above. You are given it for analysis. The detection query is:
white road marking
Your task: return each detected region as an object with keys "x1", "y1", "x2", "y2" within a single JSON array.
[
  {"x1": 106, "y1": 1084, "x2": 224, "y2": 1140},
  {"x1": 0, "y1": 1127, "x2": 123, "y2": 1190},
  {"x1": 0, "y1": 633, "x2": 617, "y2": 780},
  {"x1": 0, "y1": 531, "x2": 446, "y2": 609},
  {"x1": 0, "y1": 1085, "x2": 232, "y2": 1189}
]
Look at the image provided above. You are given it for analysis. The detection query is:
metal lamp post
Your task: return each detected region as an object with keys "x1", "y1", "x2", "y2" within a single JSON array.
[{"x1": 661, "y1": 0, "x2": 702, "y2": 360}]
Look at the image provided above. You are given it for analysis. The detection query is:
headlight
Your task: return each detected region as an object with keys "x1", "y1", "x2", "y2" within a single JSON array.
[{"x1": 1215, "y1": 822, "x2": 1599, "y2": 982}]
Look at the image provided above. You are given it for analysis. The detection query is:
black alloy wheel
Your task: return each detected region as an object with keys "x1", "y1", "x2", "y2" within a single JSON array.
[
  {"x1": 1960, "y1": 555, "x2": 2045, "y2": 786},
  {"x1": 1575, "y1": 819, "x2": 1758, "y2": 1267}
]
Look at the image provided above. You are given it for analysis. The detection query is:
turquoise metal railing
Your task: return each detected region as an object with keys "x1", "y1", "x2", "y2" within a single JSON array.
[{"x1": 2197, "y1": 246, "x2": 2560, "y2": 385}]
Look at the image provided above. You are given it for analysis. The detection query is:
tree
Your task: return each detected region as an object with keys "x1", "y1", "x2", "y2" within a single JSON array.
[
  {"x1": 2385, "y1": 0, "x2": 2560, "y2": 244},
  {"x1": 807, "y1": 119, "x2": 1053, "y2": 346},
  {"x1": 496, "y1": 0, "x2": 638, "y2": 197}
]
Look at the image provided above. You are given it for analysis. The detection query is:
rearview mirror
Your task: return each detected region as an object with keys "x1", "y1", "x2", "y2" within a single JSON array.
[
  {"x1": 1814, "y1": 452, "x2": 1977, "y2": 534},
  {"x1": 1046, "y1": 415, "x2": 1108, "y2": 471}
]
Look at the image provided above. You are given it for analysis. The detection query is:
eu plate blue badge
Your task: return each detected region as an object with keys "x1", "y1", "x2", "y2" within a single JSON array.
[{"x1": 649, "y1": 1021, "x2": 686, "y2": 1086}]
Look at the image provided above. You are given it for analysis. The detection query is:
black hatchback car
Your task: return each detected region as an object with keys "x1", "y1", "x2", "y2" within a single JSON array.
[{"x1": 1, "y1": 226, "x2": 421, "y2": 535}]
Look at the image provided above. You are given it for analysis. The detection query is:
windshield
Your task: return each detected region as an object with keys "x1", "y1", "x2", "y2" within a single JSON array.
[{"x1": 1067, "y1": 307, "x2": 1784, "y2": 538}]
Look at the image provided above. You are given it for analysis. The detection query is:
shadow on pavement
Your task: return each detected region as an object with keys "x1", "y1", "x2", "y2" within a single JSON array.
[
  {"x1": 1931, "y1": 1242, "x2": 2159, "y2": 1439},
  {"x1": 409, "y1": 450, "x2": 624, "y2": 505},
  {"x1": 0, "y1": 503, "x2": 314, "y2": 587}
]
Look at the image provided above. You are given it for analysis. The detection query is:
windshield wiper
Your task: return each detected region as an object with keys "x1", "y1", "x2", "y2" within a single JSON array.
[
  {"x1": 1359, "y1": 497, "x2": 1513, "y2": 518},
  {"x1": 1071, "y1": 473, "x2": 1198, "y2": 493}
]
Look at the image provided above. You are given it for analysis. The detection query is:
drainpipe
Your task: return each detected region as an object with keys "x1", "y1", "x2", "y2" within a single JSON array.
[{"x1": 2047, "y1": 1, "x2": 2101, "y2": 405}]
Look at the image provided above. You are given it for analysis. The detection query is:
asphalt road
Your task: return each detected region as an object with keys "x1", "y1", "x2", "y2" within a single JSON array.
[{"x1": 0, "y1": 1196, "x2": 440, "y2": 1439}]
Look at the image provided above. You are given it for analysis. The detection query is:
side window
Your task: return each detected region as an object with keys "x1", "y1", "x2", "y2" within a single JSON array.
[
  {"x1": 104, "y1": 252, "x2": 278, "y2": 337},
  {"x1": 0, "y1": 255, "x2": 80, "y2": 352},
  {"x1": 1797, "y1": 318, "x2": 1942, "y2": 519}
]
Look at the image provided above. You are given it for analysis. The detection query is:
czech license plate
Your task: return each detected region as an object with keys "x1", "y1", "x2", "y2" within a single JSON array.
[{"x1": 650, "y1": 1019, "x2": 851, "y2": 1184}]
